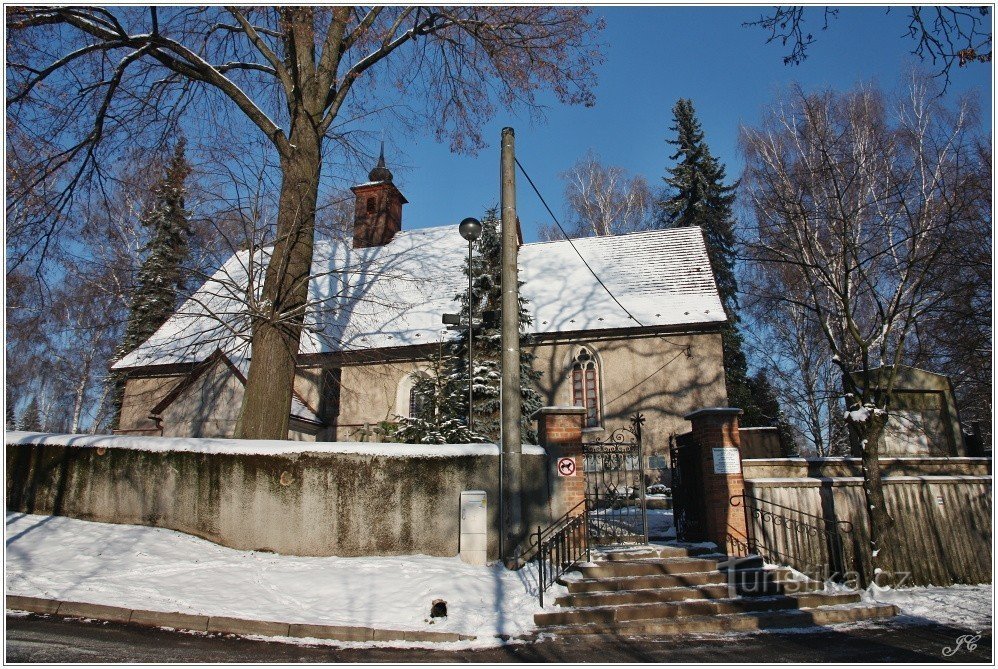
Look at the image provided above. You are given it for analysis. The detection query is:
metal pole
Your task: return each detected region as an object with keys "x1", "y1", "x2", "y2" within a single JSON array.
[
  {"x1": 500, "y1": 127, "x2": 523, "y2": 564},
  {"x1": 467, "y1": 239, "x2": 474, "y2": 435}
]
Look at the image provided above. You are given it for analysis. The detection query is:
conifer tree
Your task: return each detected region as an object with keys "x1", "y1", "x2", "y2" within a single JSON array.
[
  {"x1": 659, "y1": 99, "x2": 776, "y2": 430},
  {"x1": 111, "y1": 140, "x2": 193, "y2": 427},
  {"x1": 6, "y1": 389, "x2": 16, "y2": 430},
  {"x1": 18, "y1": 396, "x2": 42, "y2": 432},
  {"x1": 396, "y1": 210, "x2": 542, "y2": 444}
]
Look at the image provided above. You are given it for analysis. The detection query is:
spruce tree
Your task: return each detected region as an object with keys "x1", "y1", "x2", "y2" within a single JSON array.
[
  {"x1": 18, "y1": 396, "x2": 42, "y2": 432},
  {"x1": 659, "y1": 99, "x2": 775, "y2": 429},
  {"x1": 6, "y1": 389, "x2": 16, "y2": 430},
  {"x1": 396, "y1": 209, "x2": 542, "y2": 444},
  {"x1": 111, "y1": 140, "x2": 193, "y2": 427}
]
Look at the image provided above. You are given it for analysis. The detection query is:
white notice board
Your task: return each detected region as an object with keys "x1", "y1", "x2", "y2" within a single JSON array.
[{"x1": 712, "y1": 447, "x2": 741, "y2": 474}]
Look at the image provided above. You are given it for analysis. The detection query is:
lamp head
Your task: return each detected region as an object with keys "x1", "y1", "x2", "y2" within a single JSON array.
[{"x1": 459, "y1": 217, "x2": 482, "y2": 242}]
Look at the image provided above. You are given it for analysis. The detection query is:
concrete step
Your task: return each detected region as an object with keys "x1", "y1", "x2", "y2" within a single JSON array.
[
  {"x1": 566, "y1": 567, "x2": 796, "y2": 594},
  {"x1": 537, "y1": 602, "x2": 899, "y2": 636},
  {"x1": 556, "y1": 584, "x2": 734, "y2": 608},
  {"x1": 597, "y1": 545, "x2": 716, "y2": 561},
  {"x1": 557, "y1": 578, "x2": 826, "y2": 608},
  {"x1": 567, "y1": 570, "x2": 728, "y2": 593},
  {"x1": 580, "y1": 557, "x2": 719, "y2": 579},
  {"x1": 535, "y1": 592, "x2": 861, "y2": 627}
]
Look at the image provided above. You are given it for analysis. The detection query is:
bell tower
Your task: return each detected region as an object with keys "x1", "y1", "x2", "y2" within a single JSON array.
[{"x1": 350, "y1": 144, "x2": 408, "y2": 249}]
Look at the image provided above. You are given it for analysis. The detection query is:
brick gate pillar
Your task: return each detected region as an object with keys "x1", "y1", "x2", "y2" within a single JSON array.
[
  {"x1": 684, "y1": 408, "x2": 749, "y2": 555},
  {"x1": 532, "y1": 406, "x2": 587, "y2": 518}
]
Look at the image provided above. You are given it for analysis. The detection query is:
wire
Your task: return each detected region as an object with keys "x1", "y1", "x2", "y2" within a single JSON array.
[
  {"x1": 514, "y1": 157, "x2": 644, "y2": 326},
  {"x1": 514, "y1": 157, "x2": 694, "y2": 354}
]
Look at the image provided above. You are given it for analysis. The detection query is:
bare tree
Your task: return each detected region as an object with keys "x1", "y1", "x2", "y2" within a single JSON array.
[
  {"x1": 743, "y1": 264, "x2": 850, "y2": 456},
  {"x1": 541, "y1": 151, "x2": 651, "y2": 240},
  {"x1": 908, "y1": 139, "x2": 992, "y2": 434},
  {"x1": 746, "y1": 6, "x2": 991, "y2": 90},
  {"x1": 740, "y1": 76, "x2": 982, "y2": 577},
  {"x1": 7, "y1": 6, "x2": 603, "y2": 439}
]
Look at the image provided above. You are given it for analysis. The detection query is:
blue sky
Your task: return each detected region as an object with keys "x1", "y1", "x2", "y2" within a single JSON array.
[{"x1": 371, "y1": 6, "x2": 991, "y2": 242}]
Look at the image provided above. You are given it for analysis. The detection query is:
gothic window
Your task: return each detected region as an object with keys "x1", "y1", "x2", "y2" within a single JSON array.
[
  {"x1": 571, "y1": 347, "x2": 601, "y2": 428},
  {"x1": 409, "y1": 383, "x2": 429, "y2": 419}
]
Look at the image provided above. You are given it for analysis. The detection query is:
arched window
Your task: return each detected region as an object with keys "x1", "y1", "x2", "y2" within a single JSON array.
[
  {"x1": 396, "y1": 371, "x2": 432, "y2": 419},
  {"x1": 366, "y1": 196, "x2": 376, "y2": 214},
  {"x1": 409, "y1": 383, "x2": 430, "y2": 419},
  {"x1": 572, "y1": 347, "x2": 601, "y2": 428}
]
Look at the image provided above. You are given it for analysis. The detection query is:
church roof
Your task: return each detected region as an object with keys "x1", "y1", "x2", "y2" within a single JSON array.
[{"x1": 113, "y1": 225, "x2": 726, "y2": 370}]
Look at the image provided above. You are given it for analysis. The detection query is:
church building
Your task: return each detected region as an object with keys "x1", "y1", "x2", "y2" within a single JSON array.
[{"x1": 113, "y1": 153, "x2": 730, "y2": 472}]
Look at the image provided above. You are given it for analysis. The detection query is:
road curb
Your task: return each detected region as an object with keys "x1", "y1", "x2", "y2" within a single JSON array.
[{"x1": 6, "y1": 595, "x2": 476, "y2": 644}]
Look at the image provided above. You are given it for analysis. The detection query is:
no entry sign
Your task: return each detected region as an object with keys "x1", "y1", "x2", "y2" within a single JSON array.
[{"x1": 557, "y1": 457, "x2": 577, "y2": 477}]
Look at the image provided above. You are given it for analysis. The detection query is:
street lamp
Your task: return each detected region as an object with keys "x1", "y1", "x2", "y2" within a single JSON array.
[{"x1": 459, "y1": 217, "x2": 482, "y2": 435}]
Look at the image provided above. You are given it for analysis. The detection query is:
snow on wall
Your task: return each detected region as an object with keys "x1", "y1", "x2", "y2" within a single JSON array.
[
  {"x1": 5, "y1": 431, "x2": 545, "y2": 458},
  {"x1": 114, "y1": 225, "x2": 726, "y2": 369}
]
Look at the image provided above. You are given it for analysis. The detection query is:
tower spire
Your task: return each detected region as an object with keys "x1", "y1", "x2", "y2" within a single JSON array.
[{"x1": 369, "y1": 141, "x2": 392, "y2": 182}]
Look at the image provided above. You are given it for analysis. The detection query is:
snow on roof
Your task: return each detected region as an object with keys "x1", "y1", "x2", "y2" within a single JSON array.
[{"x1": 113, "y1": 225, "x2": 725, "y2": 370}]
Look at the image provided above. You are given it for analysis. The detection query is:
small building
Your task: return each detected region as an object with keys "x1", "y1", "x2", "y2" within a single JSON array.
[
  {"x1": 851, "y1": 365, "x2": 967, "y2": 457},
  {"x1": 113, "y1": 153, "x2": 730, "y2": 470}
]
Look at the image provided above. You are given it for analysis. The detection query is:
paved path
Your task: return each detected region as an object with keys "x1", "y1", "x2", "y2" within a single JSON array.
[{"x1": 6, "y1": 614, "x2": 991, "y2": 663}]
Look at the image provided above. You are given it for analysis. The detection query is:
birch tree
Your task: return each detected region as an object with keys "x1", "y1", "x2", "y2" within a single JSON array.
[
  {"x1": 740, "y1": 77, "x2": 982, "y2": 577},
  {"x1": 544, "y1": 151, "x2": 651, "y2": 239},
  {"x1": 7, "y1": 6, "x2": 603, "y2": 439}
]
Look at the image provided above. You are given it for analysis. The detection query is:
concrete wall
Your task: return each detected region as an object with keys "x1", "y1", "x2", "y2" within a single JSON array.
[
  {"x1": 6, "y1": 438, "x2": 551, "y2": 559},
  {"x1": 742, "y1": 457, "x2": 992, "y2": 586}
]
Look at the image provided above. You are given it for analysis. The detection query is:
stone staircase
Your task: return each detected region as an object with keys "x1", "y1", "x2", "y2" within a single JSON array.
[{"x1": 535, "y1": 544, "x2": 898, "y2": 636}]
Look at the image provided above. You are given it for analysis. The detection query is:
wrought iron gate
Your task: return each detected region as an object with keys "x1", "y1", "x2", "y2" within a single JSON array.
[
  {"x1": 583, "y1": 414, "x2": 648, "y2": 545},
  {"x1": 669, "y1": 431, "x2": 707, "y2": 541}
]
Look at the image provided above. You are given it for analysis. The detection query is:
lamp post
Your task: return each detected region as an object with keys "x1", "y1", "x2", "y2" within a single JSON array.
[{"x1": 458, "y1": 217, "x2": 482, "y2": 435}]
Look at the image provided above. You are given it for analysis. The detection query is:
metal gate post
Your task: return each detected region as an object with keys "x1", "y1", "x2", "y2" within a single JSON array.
[{"x1": 633, "y1": 414, "x2": 649, "y2": 545}]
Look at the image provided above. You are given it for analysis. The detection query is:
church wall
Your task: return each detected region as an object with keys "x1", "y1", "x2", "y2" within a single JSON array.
[
  {"x1": 330, "y1": 329, "x2": 728, "y2": 465},
  {"x1": 528, "y1": 330, "x2": 727, "y2": 463},
  {"x1": 118, "y1": 375, "x2": 182, "y2": 433},
  {"x1": 160, "y1": 362, "x2": 244, "y2": 438},
  {"x1": 332, "y1": 360, "x2": 433, "y2": 441},
  {"x1": 119, "y1": 367, "x2": 318, "y2": 441}
]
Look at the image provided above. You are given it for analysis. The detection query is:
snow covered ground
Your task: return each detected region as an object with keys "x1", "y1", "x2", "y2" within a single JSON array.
[
  {"x1": 865, "y1": 583, "x2": 993, "y2": 630},
  {"x1": 5, "y1": 513, "x2": 558, "y2": 643}
]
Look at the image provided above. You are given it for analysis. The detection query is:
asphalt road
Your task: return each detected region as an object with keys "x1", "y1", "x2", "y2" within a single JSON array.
[{"x1": 5, "y1": 614, "x2": 992, "y2": 663}]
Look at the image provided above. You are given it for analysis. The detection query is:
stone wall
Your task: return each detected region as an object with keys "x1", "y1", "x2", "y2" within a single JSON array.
[{"x1": 6, "y1": 434, "x2": 551, "y2": 559}]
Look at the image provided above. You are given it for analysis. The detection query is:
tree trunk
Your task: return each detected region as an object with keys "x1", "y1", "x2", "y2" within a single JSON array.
[
  {"x1": 70, "y1": 354, "x2": 93, "y2": 434},
  {"x1": 236, "y1": 119, "x2": 322, "y2": 440},
  {"x1": 859, "y1": 412, "x2": 896, "y2": 586}
]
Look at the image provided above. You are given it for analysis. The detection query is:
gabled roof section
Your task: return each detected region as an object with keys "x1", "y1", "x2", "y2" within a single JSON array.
[
  {"x1": 113, "y1": 225, "x2": 726, "y2": 370},
  {"x1": 148, "y1": 348, "x2": 322, "y2": 425}
]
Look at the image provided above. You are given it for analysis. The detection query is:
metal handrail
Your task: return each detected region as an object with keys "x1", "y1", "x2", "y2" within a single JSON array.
[
  {"x1": 731, "y1": 493, "x2": 853, "y2": 533},
  {"x1": 528, "y1": 499, "x2": 590, "y2": 607},
  {"x1": 730, "y1": 493, "x2": 855, "y2": 580}
]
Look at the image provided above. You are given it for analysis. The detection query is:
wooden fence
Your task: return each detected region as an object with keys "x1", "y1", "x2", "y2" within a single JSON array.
[{"x1": 742, "y1": 458, "x2": 991, "y2": 586}]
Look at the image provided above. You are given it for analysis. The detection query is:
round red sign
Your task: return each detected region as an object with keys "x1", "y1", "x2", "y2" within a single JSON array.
[{"x1": 557, "y1": 457, "x2": 577, "y2": 477}]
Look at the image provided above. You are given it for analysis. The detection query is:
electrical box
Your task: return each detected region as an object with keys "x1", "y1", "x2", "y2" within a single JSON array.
[{"x1": 460, "y1": 490, "x2": 488, "y2": 565}]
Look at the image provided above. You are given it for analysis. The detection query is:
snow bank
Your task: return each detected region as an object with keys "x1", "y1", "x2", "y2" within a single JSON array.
[
  {"x1": 6, "y1": 431, "x2": 544, "y2": 459},
  {"x1": 6, "y1": 513, "x2": 557, "y2": 641}
]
